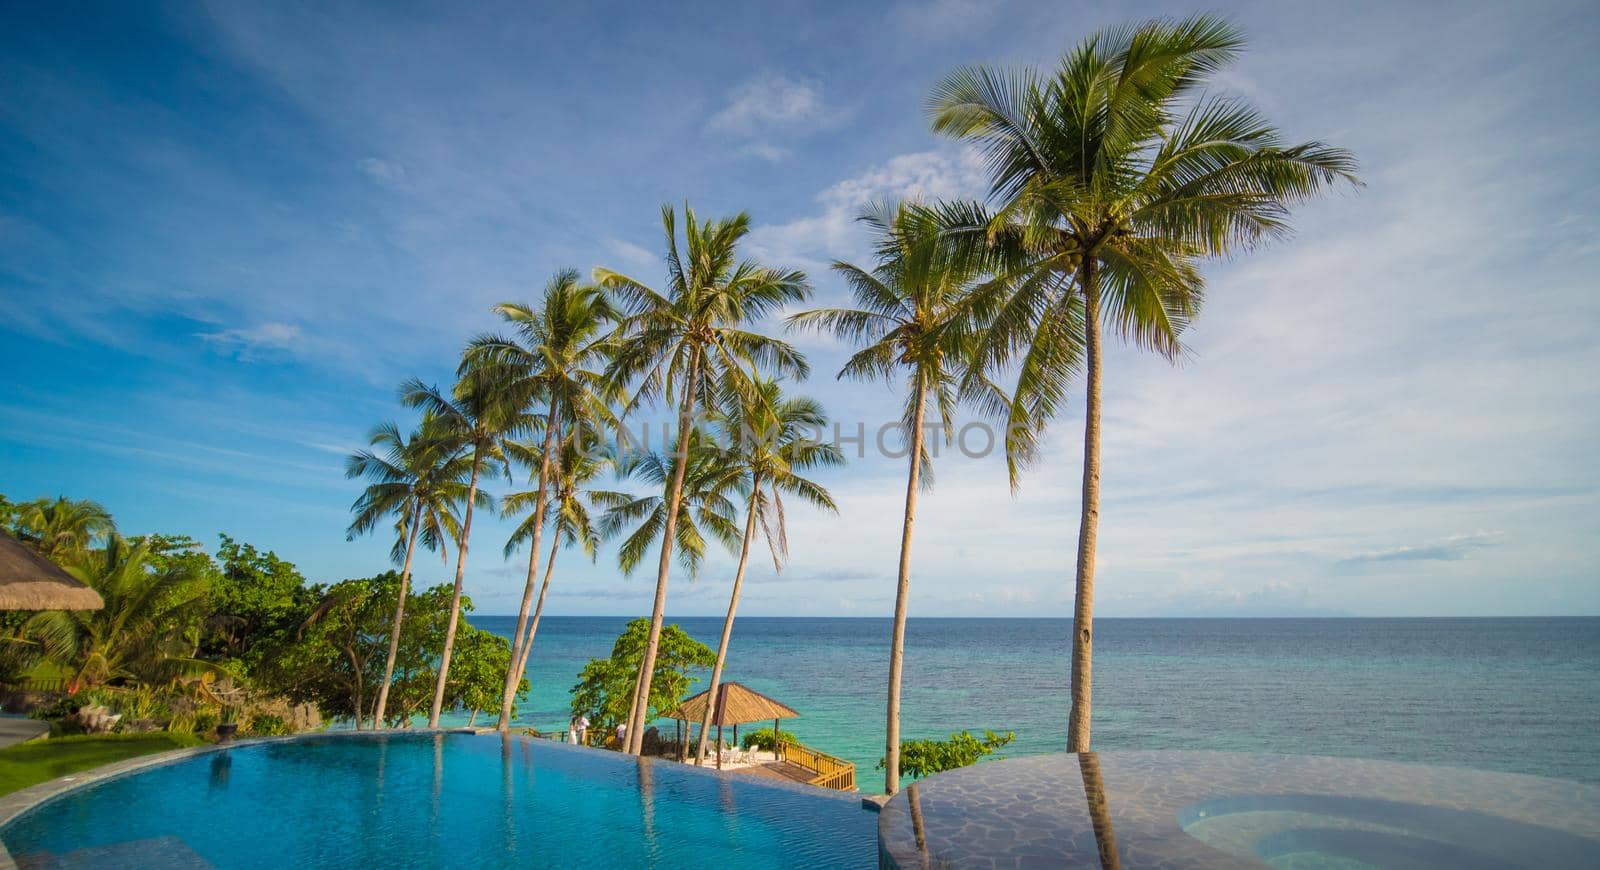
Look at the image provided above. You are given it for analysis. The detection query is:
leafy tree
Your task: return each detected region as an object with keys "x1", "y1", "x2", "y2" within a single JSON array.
[
  {"x1": 928, "y1": 15, "x2": 1357, "y2": 751},
  {"x1": 345, "y1": 420, "x2": 474, "y2": 727},
  {"x1": 12, "y1": 496, "x2": 115, "y2": 561},
  {"x1": 880, "y1": 730, "x2": 1015, "y2": 780},
  {"x1": 570, "y1": 618, "x2": 713, "y2": 734},
  {"x1": 789, "y1": 202, "x2": 989, "y2": 793},
  {"x1": 596, "y1": 203, "x2": 810, "y2": 753},
  {"x1": 203, "y1": 535, "x2": 317, "y2": 669},
  {"x1": 450, "y1": 622, "x2": 523, "y2": 727}
]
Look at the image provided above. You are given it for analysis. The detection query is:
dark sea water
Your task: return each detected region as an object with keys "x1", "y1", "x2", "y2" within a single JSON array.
[{"x1": 468, "y1": 616, "x2": 1600, "y2": 787}]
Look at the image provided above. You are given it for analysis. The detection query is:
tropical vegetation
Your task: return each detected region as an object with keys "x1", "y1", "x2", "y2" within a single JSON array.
[{"x1": 881, "y1": 729, "x2": 1016, "y2": 780}]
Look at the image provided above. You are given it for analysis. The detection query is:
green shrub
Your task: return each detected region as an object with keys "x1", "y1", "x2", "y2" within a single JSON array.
[
  {"x1": 741, "y1": 728, "x2": 798, "y2": 752},
  {"x1": 248, "y1": 714, "x2": 290, "y2": 736},
  {"x1": 192, "y1": 709, "x2": 221, "y2": 734},
  {"x1": 880, "y1": 730, "x2": 1015, "y2": 780}
]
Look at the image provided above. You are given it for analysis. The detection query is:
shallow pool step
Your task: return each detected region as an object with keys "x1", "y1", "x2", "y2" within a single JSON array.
[{"x1": 14, "y1": 836, "x2": 211, "y2": 869}]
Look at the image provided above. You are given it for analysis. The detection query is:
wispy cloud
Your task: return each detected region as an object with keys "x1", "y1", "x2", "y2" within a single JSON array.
[
  {"x1": 197, "y1": 322, "x2": 302, "y2": 361},
  {"x1": 707, "y1": 73, "x2": 830, "y2": 135},
  {"x1": 1340, "y1": 531, "x2": 1505, "y2": 566}
]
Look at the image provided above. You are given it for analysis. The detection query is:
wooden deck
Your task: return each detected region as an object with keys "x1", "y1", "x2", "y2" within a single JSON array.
[{"x1": 730, "y1": 760, "x2": 819, "y2": 785}]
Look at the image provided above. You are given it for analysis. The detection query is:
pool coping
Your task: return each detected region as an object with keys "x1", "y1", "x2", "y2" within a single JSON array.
[{"x1": 0, "y1": 728, "x2": 867, "y2": 868}]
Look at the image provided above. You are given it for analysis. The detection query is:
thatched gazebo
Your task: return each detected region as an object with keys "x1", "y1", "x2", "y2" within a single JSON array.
[
  {"x1": 0, "y1": 529, "x2": 103, "y2": 611},
  {"x1": 666, "y1": 681, "x2": 800, "y2": 769}
]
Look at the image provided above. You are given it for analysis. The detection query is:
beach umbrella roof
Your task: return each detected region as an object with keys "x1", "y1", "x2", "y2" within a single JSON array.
[
  {"x1": 666, "y1": 681, "x2": 800, "y2": 726},
  {"x1": 0, "y1": 529, "x2": 104, "y2": 611}
]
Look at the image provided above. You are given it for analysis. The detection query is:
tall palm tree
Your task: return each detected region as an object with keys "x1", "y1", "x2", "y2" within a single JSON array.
[
  {"x1": 344, "y1": 420, "x2": 476, "y2": 727},
  {"x1": 693, "y1": 380, "x2": 842, "y2": 765},
  {"x1": 401, "y1": 369, "x2": 527, "y2": 726},
  {"x1": 789, "y1": 201, "x2": 989, "y2": 794},
  {"x1": 498, "y1": 434, "x2": 610, "y2": 721},
  {"x1": 928, "y1": 14, "x2": 1357, "y2": 751},
  {"x1": 462, "y1": 269, "x2": 618, "y2": 731},
  {"x1": 14, "y1": 496, "x2": 116, "y2": 561},
  {"x1": 595, "y1": 203, "x2": 810, "y2": 753}
]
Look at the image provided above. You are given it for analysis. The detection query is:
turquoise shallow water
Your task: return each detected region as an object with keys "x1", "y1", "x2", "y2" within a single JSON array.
[
  {"x1": 1, "y1": 734, "x2": 877, "y2": 867},
  {"x1": 474, "y1": 616, "x2": 1600, "y2": 788}
]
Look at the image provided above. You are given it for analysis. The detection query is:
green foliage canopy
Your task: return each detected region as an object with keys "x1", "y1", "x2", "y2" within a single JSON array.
[
  {"x1": 570, "y1": 618, "x2": 714, "y2": 731},
  {"x1": 880, "y1": 729, "x2": 1015, "y2": 780}
]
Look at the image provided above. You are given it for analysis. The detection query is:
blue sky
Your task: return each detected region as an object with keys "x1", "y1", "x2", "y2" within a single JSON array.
[{"x1": 2, "y1": 1, "x2": 1596, "y2": 617}]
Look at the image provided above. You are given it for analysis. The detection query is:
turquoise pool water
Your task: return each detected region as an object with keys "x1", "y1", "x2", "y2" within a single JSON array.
[{"x1": 0, "y1": 734, "x2": 878, "y2": 868}]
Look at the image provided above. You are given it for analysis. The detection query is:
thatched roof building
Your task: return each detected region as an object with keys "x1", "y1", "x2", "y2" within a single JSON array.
[
  {"x1": 0, "y1": 529, "x2": 103, "y2": 611},
  {"x1": 666, "y1": 681, "x2": 799, "y2": 727}
]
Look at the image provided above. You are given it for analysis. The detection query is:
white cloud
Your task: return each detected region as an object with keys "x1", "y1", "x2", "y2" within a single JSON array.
[
  {"x1": 604, "y1": 237, "x2": 655, "y2": 267},
  {"x1": 892, "y1": 0, "x2": 1001, "y2": 40},
  {"x1": 198, "y1": 322, "x2": 302, "y2": 361},
  {"x1": 356, "y1": 156, "x2": 407, "y2": 185},
  {"x1": 745, "y1": 146, "x2": 989, "y2": 273},
  {"x1": 707, "y1": 74, "x2": 829, "y2": 135}
]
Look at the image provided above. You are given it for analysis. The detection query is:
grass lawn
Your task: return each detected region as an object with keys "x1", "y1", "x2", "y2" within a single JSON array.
[{"x1": 0, "y1": 732, "x2": 207, "y2": 796}]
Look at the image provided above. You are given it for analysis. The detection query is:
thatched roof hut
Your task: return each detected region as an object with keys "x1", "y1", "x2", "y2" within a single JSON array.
[
  {"x1": 667, "y1": 681, "x2": 800, "y2": 726},
  {"x1": 666, "y1": 682, "x2": 800, "y2": 769},
  {"x1": 0, "y1": 529, "x2": 103, "y2": 611}
]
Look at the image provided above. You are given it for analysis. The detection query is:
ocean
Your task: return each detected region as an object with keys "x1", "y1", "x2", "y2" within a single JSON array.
[{"x1": 467, "y1": 616, "x2": 1600, "y2": 787}]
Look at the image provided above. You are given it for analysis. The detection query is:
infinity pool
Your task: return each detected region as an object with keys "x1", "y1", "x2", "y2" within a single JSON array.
[
  {"x1": 879, "y1": 751, "x2": 1600, "y2": 868},
  {"x1": 0, "y1": 734, "x2": 877, "y2": 868}
]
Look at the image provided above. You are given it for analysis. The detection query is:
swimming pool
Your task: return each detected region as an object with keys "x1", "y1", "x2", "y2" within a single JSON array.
[{"x1": 0, "y1": 733, "x2": 878, "y2": 868}]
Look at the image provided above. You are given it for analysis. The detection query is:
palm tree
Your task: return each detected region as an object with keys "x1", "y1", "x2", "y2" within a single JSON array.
[
  {"x1": 693, "y1": 380, "x2": 842, "y2": 765},
  {"x1": 25, "y1": 535, "x2": 211, "y2": 690},
  {"x1": 401, "y1": 369, "x2": 528, "y2": 726},
  {"x1": 344, "y1": 420, "x2": 475, "y2": 728},
  {"x1": 595, "y1": 203, "x2": 810, "y2": 753},
  {"x1": 498, "y1": 434, "x2": 611, "y2": 721},
  {"x1": 789, "y1": 201, "x2": 989, "y2": 794},
  {"x1": 928, "y1": 14, "x2": 1357, "y2": 751},
  {"x1": 14, "y1": 496, "x2": 115, "y2": 561},
  {"x1": 594, "y1": 430, "x2": 743, "y2": 582},
  {"x1": 463, "y1": 269, "x2": 618, "y2": 731}
]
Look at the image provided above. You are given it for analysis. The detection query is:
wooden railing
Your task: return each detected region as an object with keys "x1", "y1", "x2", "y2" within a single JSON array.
[{"x1": 778, "y1": 742, "x2": 856, "y2": 791}]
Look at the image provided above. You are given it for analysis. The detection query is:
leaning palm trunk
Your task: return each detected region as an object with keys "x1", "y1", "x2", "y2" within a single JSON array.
[
  {"x1": 625, "y1": 351, "x2": 702, "y2": 754},
  {"x1": 429, "y1": 452, "x2": 482, "y2": 726},
  {"x1": 884, "y1": 374, "x2": 928, "y2": 795},
  {"x1": 497, "y1": 407, "x2": 561, "y2": 730},
  {"x1": 373, "y1": 503, "x2": 423, "y2": 727},
  {"x1": 510, "y1": 533, "x2": 561, "y2": 698},
  {"x1": 695, "y1": 480, "x2": 761, "y2": 765},
  {"x1": 1067, "y1": 267, "x2": 1101, "y2": 752}
]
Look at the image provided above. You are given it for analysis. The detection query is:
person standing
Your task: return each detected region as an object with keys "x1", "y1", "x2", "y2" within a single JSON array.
[
  {"x1": 567, "y1": 716, "x2": 578, "y2": 745},
  {"x1": 614, "y1": 722, "x2": 626, "y2": 748},
  {"x1": 575, "y1": 713, "x2": 589, "y2": 747}
]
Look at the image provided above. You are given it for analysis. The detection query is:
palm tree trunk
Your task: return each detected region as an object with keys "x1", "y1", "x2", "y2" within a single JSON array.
[
  {"x1": 1067, "y1": 262, "x2": 1101, "y2": 753},
  {"x1": 695, "y1": 477, "x2": 761, "y2": 765},
  {"x1": 509, "y1": 531, "x2": 561, "y2": 700},
  {"x1": 885, "y1": 372, "x2": 928, "y2": 795},
  {"x1": 1079, "y1": 752, "x2": 1121, "y2": 869},
  {"x1": 497, "y1": 406, "x2": 561, "y2": 730},
  {"x1": 373, "y1": 502, "x2": 422, "y2": 728},
  {"x1": 625, "y1": 349, "x2": 702, "y2": 754},
  {"x1": 429, "y1": 446, "x2": 482, "y2": 727}
]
